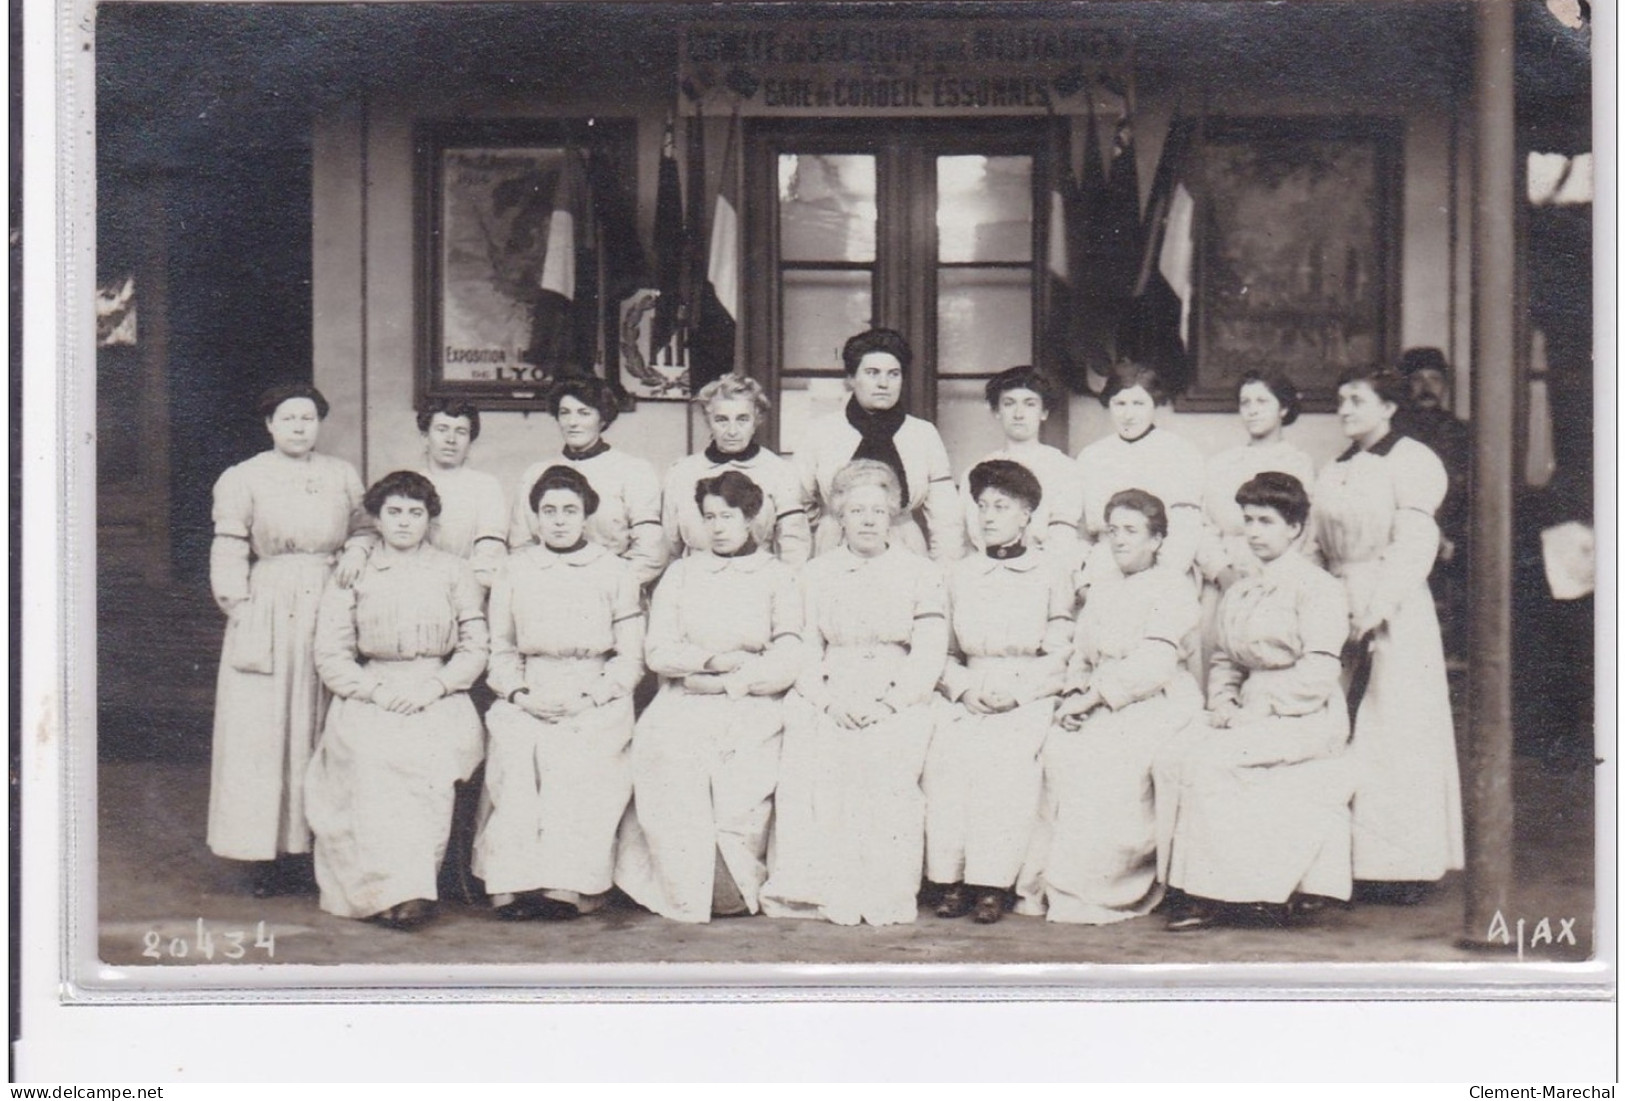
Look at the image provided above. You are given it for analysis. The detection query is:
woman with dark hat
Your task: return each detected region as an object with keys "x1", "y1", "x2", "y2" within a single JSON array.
[
  {"x1": 475, "y1": 464, "x2": 646, "y2": 919},
  {"x1": 207, "y1": 382, "x2": 373, "y2": 897},
  {"x1": 925, "y1": 459, "x2": 1073, "y2": 925},
  {"x1": 303, "y1": 470, "x2": 488, "y2": 930},
  {"x1": 794, "y1": 328, "x2": 965, "y2": 562}
]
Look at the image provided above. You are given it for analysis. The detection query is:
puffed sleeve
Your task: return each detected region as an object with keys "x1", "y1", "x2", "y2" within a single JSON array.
[
  {"x1": 590, "y1": 562, "x2": 646, "y2": 703},
  {"x1": 340, "y1": 461, "x2": 378, "y2": 554},
  {"x1": 508, "y1": 462, "x2": 542, "y2": 549},
  {"x1": 920, "y1": 430, "x2": 967, "y2": 563},
  {"x1": 1091, "y1": 577, "x2": 1199, "y2": 711},
  {"x1": 1367, "y1": 442, "x2": 1446, "y2": 628},
  {"x1": 771, "y1": 463, "x2": 814, "y2": 568},
  {"x1": 738, "y1": 562, "x2": 805, "y2": 696},
  {"x1": 209, "y1": 464, "x2": 253, "y2": 611},
  {"x1": 794, "y1": 438, "x2": 824, "y2": 546},
  {"x1": 1017, "y1": 566, "x2": 1077, "y2": 705},
  {"x1": 621, "y1": 459, "x2": 671, "y2": 586},
  {"x1": 1155, "y1": 437, "x2": 1206, "y2": 578},
  {"x1": 485, "y1": 570, "x2": 525, "y2": 700},
  {"x1": 660, "y1": 464, "x2": 690, "y2": 562},
  {"x1": 313, "y1": 581, "x2": 378, "y2": 700},
  {"x1": 644, "y1": 561, "x2": 711, "y2": 677},
  {"x1": 436, "y1": 559, "x2": 490, "y2": 693},
  {"x1": 884, "y1": 561, "x2": 949, "y2": 710},
  {"x1": 469, "y1": 474, "x2": 510, "y2": 591}
]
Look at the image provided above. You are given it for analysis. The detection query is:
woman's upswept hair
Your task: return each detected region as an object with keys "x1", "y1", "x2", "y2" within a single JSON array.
[
  {"x1": 529, "y1": 464, "x2": 601, "y2": 516},
  {"x1": 840, "y1": 327, "x2": 912, "y2": 377},
  {"x1": 984, "y1": 365, "x2": 1062, "y2": 413},
  {"x1": 1098, "y1": 361, "x2": 1171, "y2": 407},
  {"x1": 829, "y1": 459, "x2": 904, "y2": 518},
  {"x1": 547, "y1": 375, "x2": 621, "y2": 428},
  {"x1": 257, "y1": 382, "x2": 330, "y2": 421},
  {"x1": 363, "y1": 469, "x2": 442, "y2": 519},
  {"x1": 1105, "y1": 487, "x2": 1169, "y2": 540},
  {"x1": 968, "y1": 459, "x2": 1044, "y2": 513},
  {"x1": 693, "y1": 374, "x2": 772, "y2": 419},
  {"x1": 1336, "y1": 365, "x2": 1411, "y2": 410},
  {"x1": 416, "y1": 397, "x2": 483, "y2": 440},
  {"x1": 1235, "y1": 471, "x2": 1311, "y2": 529},
  {"x1": 1235, "y1": 370, "x2": 1302, "y2": 426},
  {"x1": 695, "y1": 469, "x2": 766, "y2": 520}
]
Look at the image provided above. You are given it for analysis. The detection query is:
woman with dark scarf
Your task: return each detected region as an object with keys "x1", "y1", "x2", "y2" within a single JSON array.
[{"x1": 794, "y1": 328, "x2": 966, "y2": 562}]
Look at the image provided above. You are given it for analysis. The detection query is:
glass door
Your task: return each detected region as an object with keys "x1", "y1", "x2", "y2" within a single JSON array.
[{"x1": 744, "y1": 119, "x2": 1056, "y2": 472}]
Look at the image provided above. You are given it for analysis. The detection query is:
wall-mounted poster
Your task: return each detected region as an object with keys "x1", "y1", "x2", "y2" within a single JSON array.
[
  {"x1": 416, "y1": 119, "x2": 639, "y2": 411},
  {"x1": 1186, "y1": 117, "x2": 1401, "y2": 412}
]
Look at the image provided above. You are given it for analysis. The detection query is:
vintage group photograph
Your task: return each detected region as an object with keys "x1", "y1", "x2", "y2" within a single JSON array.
[{"x1": 84, "y1": 0, "x2": 1598, "y2": 983}]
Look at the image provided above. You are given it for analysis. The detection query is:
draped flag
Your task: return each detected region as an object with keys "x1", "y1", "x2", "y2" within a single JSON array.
[
  {"x1": 1120, "y1": 118, "x2": 1196, "y2": 393},
  {"x1": 682, "y1": 103, "x2": 708, "y2": 363},
  {"x1": 1045, "y1": 143, "x2": 1088, "y2": 394},
  {"x1": 650, "y1": 117, "x2": 685, "y2": 360},
  {"x1": 690, "y1": 108, "x2": 741, "y2": 391},
  {"x1": 527, "y1": 147, "x2": 594, "y2": 375}
]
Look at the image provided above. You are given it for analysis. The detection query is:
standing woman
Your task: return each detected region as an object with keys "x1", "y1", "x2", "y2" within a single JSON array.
[
  {"x1": 1075, "y1": 362, "x2": 1205, "y2": 578},
  {"x1": 959, "y1": 366, "x2": 1084, "y2": 567},
  {"x1": 509, "y1": 375, "x2": 669, "y2": 585},
  {"x1": 795, "y1": 328, "x2": 965, "y2": 562},
  {"x1": 1020, "y1": 489, "x2": 1202, "y2": 924},
  {"x1": 416, "y1": 398, "x2": 509, "y2": 590},
  {"x1": 662, "y1": 376, "x2": 812, "y2": 566},
  {"x1": 926, "y1": 460, "x2": 1073, "y2": 925},
  {"x1": 1314, "y1": 366, "x2": 1462, "y2": 902},
  {"x1": 304, "y1": 471, "x2": 489, "y2": 929},
  {"x1": 1154, "y1": 472, "x2": 1354, "y2": 930},
  {"x1": 208, "y1": 382, "x2": 372, "y2": 897},
  {"x1": 1197, "y1": 371, "x2": 1318, "y2": 593},
  {"x1": 615, "y1": 470, "x2": 804, "y2": 922},
  {"x1": 475, "y1": 465, "x2": 646, "y2": 919},
  {"x1": 760, "y1": 460, "x2": 950, "y2": 926}
]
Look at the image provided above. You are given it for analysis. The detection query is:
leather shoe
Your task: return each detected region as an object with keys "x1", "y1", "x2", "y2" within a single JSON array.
[
  {"x1": 971, "y1": 890, "x2": 1007, "y2": 925},
  {"x1": 1167, "y1": 902, "x2": 1221, "y2": 931},
  {"x1": 389, "y1": 899, "x2": 438, "y2": 930},
  {"x1": 934, "y1": 884, "x2": 973, "y2": 919}
]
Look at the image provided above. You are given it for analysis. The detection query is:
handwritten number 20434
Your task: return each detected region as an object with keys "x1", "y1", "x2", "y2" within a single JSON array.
[{"x1": 142, "y1": 919, "x2": 275, "y2": 961}]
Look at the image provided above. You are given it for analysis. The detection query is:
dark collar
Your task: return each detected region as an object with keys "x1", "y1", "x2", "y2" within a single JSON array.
[
  {"x1": 1120, "y1": 424, "x2": 1158, "y2": 445},
  {"x1": 1336, "y1": 430, "x2": 1404, "y2": 463},
  {"x1": 544, "y1": 536, "x2": 590, "y2": 555},
  {"x1": 562, "y1": 440, "x2": 611, "y2": 462},
  {"x1": 986, "y1": 542, "x2": 1028, "y2": 561},
  {"x1": 704, "y1": 440, "x2": 761, "y2": 465},
  {"x1": 715, "y1": 537, "x2": 760, "y2": 559}
]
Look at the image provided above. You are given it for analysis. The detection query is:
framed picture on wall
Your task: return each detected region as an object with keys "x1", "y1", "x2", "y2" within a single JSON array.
[
  {"x1": 415, "y1": 118, "x2": 640, "y2": 412},
  {"x1": 1185, "y1": 116, "x2": 1402, "y2": 412}
]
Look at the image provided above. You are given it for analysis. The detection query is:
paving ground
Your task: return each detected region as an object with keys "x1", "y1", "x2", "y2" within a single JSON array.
[{"x1": 94, "y1": 756, "x2": 1596, "y2": 980}]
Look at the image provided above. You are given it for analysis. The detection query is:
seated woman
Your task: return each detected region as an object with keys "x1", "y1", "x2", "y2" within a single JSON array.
[
  {"x1": 1154, "y1": 472, "x2": 1354, "y2": 930},
  {"x1": 1019, "y1": 488, "x2": 1202, "y2": 925},
  {"x1": 615, "y1": 470, "x2": 804, "y2": 922},
  {"x1": 926, "y1": 460, "x2": 1073, "y2": 925},
  {"x1": 662, "y1": 376, "x2": 812, "y2": 565},
  {"x1": 474, "y1": 465, "x2": 645, "y2": 920},
  {"x1": 304, "y1": 471, "x2": 489, "y2": 930},
  {"x1": 760, "y1": 460, "x2": 949, "y2": 926}
]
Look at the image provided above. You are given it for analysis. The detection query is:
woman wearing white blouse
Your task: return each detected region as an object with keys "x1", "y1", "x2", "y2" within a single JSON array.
[{"x1": 415, "y1": 399, "x2": 509, "y2": 590}]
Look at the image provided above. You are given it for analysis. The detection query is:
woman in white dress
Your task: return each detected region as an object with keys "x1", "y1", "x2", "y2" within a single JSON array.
[
  {"x1": 1075, "y1": 363, "x2": 1205, "y2": 578},
  {"x1": 1020, "y1": 489, "x2": 1202, "y2": 924},
  {"x1": 475, "y1": 465, "x2": 646, "y2": 919},
  {"x1": 1155, "y1": 472, "x2": 1354, "y2": 930},
  {"x1": 796, "y1": 328, "x2": 965, "y2": 562},
  {"x1": 926, "y1": 460, "x2": 1073, "y2": 925},
  {"x1": 616, "y1": 470, "x2": 804, "y2": 922},
  {"x1": 509, "y1": 376, "x2": 669, "y2": 586},
  {"x1": 662, "y1": 376, "x2": 812, "y2": 565},
  {"x1": 416, "y1": 398, "x2": 509, "y2": 590},
  {"x1": 1314, "y1": 367, "x2": 1462, "y2": 903},
  {"x1": 958, "y1": 366, "x2": 1084, "y2": 569},
  {"x1": 207, "y1": 383, "x2": 372, "y2": 897},
  {"x1": 304, "y1": 471, "x2": 488, "y2": 929},
  {"x1": 760, "y1": 460, "x2": 950, "y2": 926}
]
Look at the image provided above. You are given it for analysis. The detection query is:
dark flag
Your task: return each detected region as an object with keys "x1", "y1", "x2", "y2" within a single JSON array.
[
  {"x1": 525, "y1": 147, "x2": 593, "y2": 376},
  {"x1": 690, "y1": 108, "x2": 741, "y2": 391},
  {"x1": 1068, "y1": 102, "x2": 1119, "y2": 393},
  {"x1": 1044, "y1": 145, "x2": 1089, "y2": 394},
  {"x1": 650, "y1": 117, "x2": 684, "y2": 360},
  {"x1": 1120, "y1": 118, "x2": 1196, "y2": 394},
  {"x1": 682, "y1": 103, "x2": 708, "y2": 365}
]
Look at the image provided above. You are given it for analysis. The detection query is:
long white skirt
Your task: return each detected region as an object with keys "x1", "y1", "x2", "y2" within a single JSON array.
[
  {"x1": 614, "y1": 688, "x2": 784, "y2": 923},
  {"x1": 1019, "y1": 691, "x2": 1198, "y2": 924},
  {"x1": 304, "y1": 679, "x2": 484, "y2": 919},
  {"x1": 1154, "y1": 706, "x2": 1354, "y2": 904},
  {"x1": 760, "y1": 692, "x2": 933, "y2": 926},
  {"x1": 923, "y1": 696, "x2": 1051, "y2": 889},
  {"x1": 473, "y1": 670, "x2": 634, "y2": 897}
]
